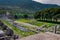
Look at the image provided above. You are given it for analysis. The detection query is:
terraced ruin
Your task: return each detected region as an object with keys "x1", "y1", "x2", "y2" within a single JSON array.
[
  {"x1": 0, "y1": 7, "x2": 60, "y2": 40},
  {"x1": 0, "y1": 20, "x2": 19, "y2": 40},
  {"x1": 1, "y1": 18, "x2": 60, "y2": 37}
]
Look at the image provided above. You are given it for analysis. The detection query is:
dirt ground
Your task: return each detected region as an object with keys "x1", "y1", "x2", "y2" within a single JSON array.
[{"x1": 19, "y1": 32, "x2": 60, "y2": 40}]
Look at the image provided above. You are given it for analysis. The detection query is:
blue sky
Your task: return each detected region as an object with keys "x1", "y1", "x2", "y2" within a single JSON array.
[{"x1": 33, "y1": 0, "x2": 60, "y2": 5}]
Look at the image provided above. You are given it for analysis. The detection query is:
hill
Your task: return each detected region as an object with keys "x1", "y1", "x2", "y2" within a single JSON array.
[{"x1": 0, "y1": 0, "x2": 60, "y2": 13}]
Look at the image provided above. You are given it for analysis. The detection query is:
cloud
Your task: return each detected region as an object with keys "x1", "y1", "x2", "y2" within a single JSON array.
[{"x1": 33, "y1": 0, "x2": 60, "y2": 5}]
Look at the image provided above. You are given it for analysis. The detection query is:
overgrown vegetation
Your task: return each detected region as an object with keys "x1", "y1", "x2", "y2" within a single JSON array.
[
  {"x1": 34, "y1": 7, "x2": 60, "y2": 22},
  {"x1": 16, "y1": 19, "x2": 55, "y2": 28},
  {"x1": 1, "y1": 20, "x2": 35, "y2": 37}
]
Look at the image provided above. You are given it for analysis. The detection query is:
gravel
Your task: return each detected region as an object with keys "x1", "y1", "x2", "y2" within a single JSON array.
[{"x1": 20, "y1": 32, "x2": 60, "y2": 40}]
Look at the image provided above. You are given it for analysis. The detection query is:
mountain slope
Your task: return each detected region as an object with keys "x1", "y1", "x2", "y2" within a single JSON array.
[{"x1": 0, "y1": 0, "x2": 60, "y2": 13}]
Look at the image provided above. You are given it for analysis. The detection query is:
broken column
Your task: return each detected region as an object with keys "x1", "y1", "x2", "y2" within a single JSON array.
[{"x1": 54, "y1": 25, "x2": 57, "y2": 34}]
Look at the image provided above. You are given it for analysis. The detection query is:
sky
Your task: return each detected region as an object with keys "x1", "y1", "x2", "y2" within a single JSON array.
[{"x1": 33, "y1": 0, "x2": 60, "y2": 5}]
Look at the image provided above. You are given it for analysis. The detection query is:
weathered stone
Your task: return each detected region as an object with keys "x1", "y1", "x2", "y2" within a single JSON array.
[
  {"x1": 0, "y1": 30, "x2": 5, "y2": 37},
  {"x1": 6, "y1": 29, "x2": 14, "y2": 36}
]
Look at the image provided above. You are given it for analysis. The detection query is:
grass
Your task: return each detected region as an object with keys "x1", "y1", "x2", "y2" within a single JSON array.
[
  {"x1": 22, "y1": 26, "x2": 35, "y2": 31},
  {"x1": 1, "y1": 20, "x2": 35, "y2": 37},
  {"x1": 16, "y1": 19, "x2": 55, "y2": 28},
  {"x1": 16, "y1": 19, "x2": 43, "y2": 26}
]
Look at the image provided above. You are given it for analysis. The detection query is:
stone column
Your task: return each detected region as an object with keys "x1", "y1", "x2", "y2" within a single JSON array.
[{"x1": 54, "y1": 25, "x2": 57, "y2": 34}]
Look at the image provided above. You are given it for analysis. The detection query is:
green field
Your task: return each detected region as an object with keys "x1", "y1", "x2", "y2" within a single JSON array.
[{"x1": 16, "y1": 19, "x2": 55, "y2": 28}]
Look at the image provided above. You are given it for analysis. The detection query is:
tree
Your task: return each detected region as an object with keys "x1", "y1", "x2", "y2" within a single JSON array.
[
  {"x1": 23, "y1": 14, "x2": 28, "y2": 19},
  {"x1": 14, "y1": 15, "x2": 18, "y2": 19},
  {"x1": 34, "y1": 7, "x2": 60, "y2": 22}
]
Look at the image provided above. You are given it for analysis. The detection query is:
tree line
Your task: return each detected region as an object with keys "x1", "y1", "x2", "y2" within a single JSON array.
[{"x1": 34, "y1": 7, "x2": 60, "y2": 22}]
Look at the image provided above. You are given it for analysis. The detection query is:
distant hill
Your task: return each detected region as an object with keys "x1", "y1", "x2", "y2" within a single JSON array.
[{"x1": 0, "y1": 0, "x2": 60, "y2": 13}]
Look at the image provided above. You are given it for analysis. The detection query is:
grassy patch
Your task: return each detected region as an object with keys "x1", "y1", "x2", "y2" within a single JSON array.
[
  {"x1": 16, "y1": 19, "x2": 55, "y2": 28},
  {"x1": 16, "y1": 19, "x2": 43, "y2": 26}
]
